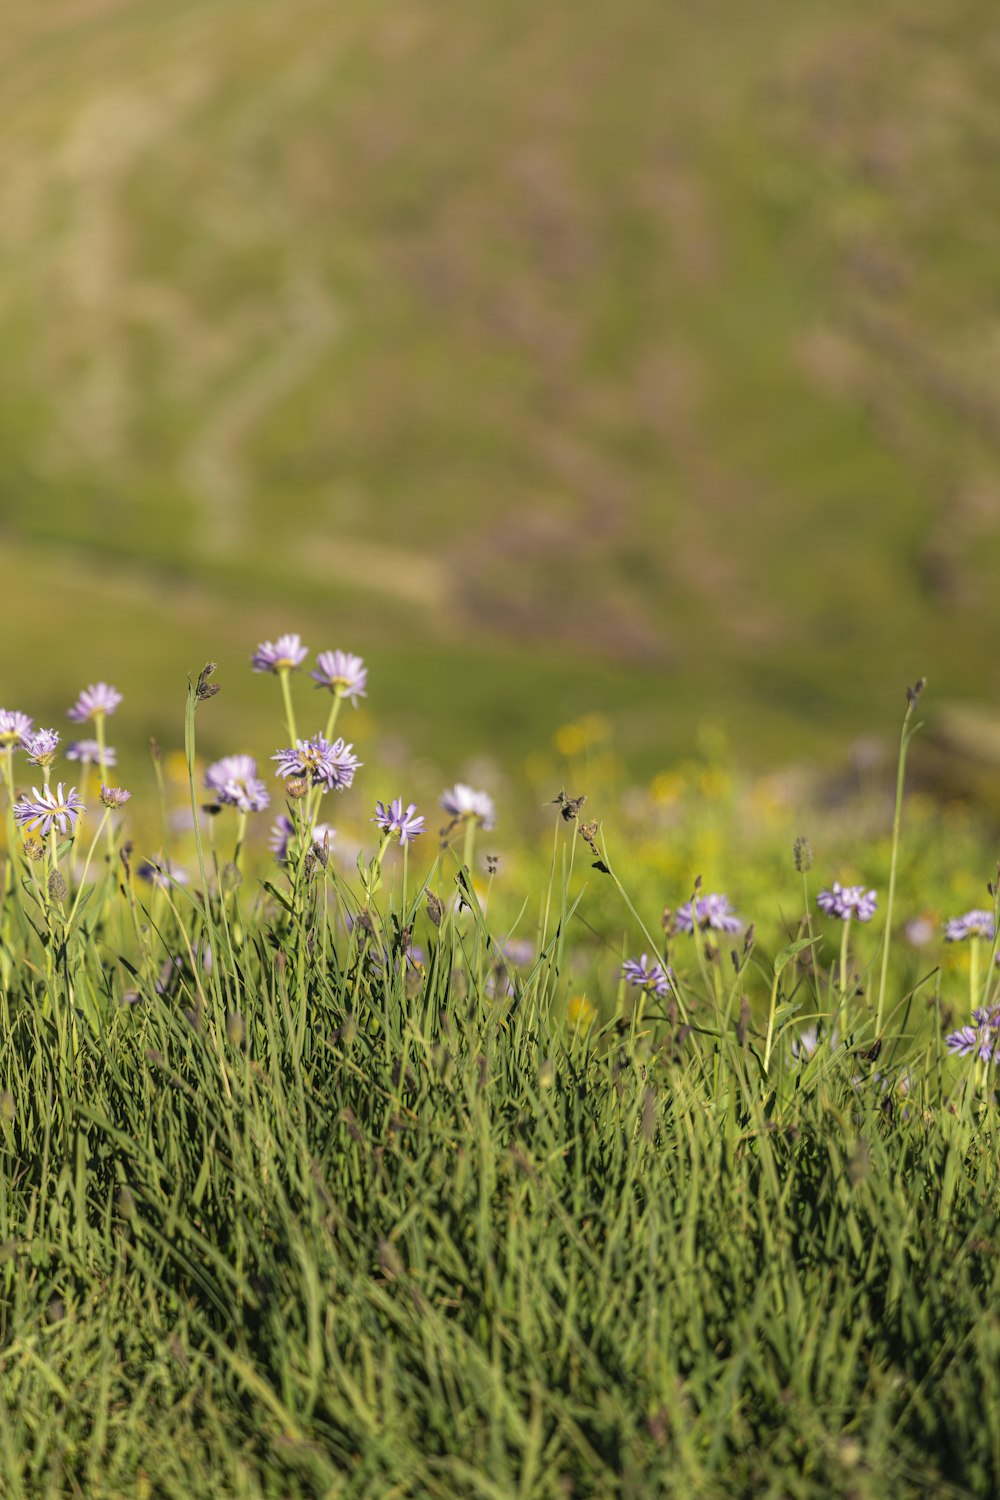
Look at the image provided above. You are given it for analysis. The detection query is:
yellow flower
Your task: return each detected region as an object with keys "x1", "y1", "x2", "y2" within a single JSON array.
[{"x1": 566, "y1": 995, "x2": 597, "y2": 1030}]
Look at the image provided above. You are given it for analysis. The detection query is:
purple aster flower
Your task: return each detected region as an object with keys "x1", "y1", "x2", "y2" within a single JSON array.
[
  {"x1": 251, "y1": 634, "x2": 308, "y2": 673},
  {"x1": 373, "y1": 798, "x2": 425, "y2": 845},
  {"x1": 441, "y1": 782, "x2": 497, "y2": 831},
  {"x1": 268, "y1": 814, "x2": 336, "y2": 861},
  {"x1": 66, "y1": 739, "x2": 116, "y2": 767},
  {"x1": 944, "y1": 910, "x2": 996, "y2": 943},
  {"x1": 0, "y1": 710, "x2": 33, "y2": 749},
  {"x1": 67, "y1": 683, "x2": 122, "y2": 722},
  {"x1": 205, "y1": 754, "x2": 270, "y2": 813},
  {"x1": 272, "y1": 734, "x2": 361, "y2": 792},
  {"x1": 311, "y1": 650, "x2": 368, "y2": 705},
  {"x1": 268, "y1": 814, "x2": 294, "y2": 860},
  {"x1": 622, "y1": 954, "x2": 672, "y2": 997},
  {"x1": 817, "y1": 882, "x2": 878, "y2": 923},
  {"x1": 24, "y1": 728, "x2": 59, "y2": 767},
  {"x1": 137, "y1": 859, "x2": 190, "y2": 890},
  {"x1": 100, "y1": 784, "x2": 131, "y2": 809},
  {"x1": 946, "y1": 1007, "x2": 1000, "y2": 1063},
  {"x1": 13, "y1": 783, "x2": 85, "y2": 837},
  {"x1": 676, "y1": 893, "x2": 742, "y2": 934}
]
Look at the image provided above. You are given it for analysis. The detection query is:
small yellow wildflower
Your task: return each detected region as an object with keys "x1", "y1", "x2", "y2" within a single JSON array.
[{"x1": 566, "y1": 995, "x2": 597, "y2": 1030}]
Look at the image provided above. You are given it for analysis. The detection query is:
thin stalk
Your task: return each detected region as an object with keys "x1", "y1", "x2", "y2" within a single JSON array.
[
  {"x1": 279, "y1": 669, "x2": 298, "y2": 746},
  {"x1": 875, "y1": 681, "x2": 924, "y2": 1037}
]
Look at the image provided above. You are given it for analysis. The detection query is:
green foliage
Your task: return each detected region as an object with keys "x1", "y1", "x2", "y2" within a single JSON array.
[{"x1": 0, "y1": 682, "x2": 998, "y2": 1496}]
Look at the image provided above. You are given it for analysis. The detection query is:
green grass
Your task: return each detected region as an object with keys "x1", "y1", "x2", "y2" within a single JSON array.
[{"x1": 1, "y1": 670, "x2": 1000, "y2": 1495}]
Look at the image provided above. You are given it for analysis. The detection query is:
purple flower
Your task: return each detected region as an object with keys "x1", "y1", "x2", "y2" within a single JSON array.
[
  {"x1": 622, "y1": 954, "x2": 671, "y2": 997},
  {"x1": 946, "y1": 1007, "x2": 1000, "y2": 1063},
  {"x1": 251, "y1": 634, "x2": 308, "y2": 673},
  {"x1": 24, "y1": 729, "x2": 59, "y2": 767},
  {"x1": 100, "y1": 784, "x2": 131, "y2": 809},
  {"x1": 137, "y1": 859, "x2": 190, "y2": 890},
  {"x1": 676, "y1": 893, "x2": 742, "y2": 934},
  {"x1": 13, "y1": 783, "x2": 85, "y2": 837},
  {"x1": 373, "y1": 798, "x2": 425, "y2": 845},
  {"x1": 441, "y1": 783, "x2": 497, "y2": 831},
  {"x1": 67, "y1": 683, "x2": 122, "y2": 722},
  {"x1": 268, "y1": 814, "x2": 336, "y2": 861},
  {"x1": 205, "y1": 754, "x2": 270, "y2": 813},
  {"x1": 817, "y1": 883, "x2": 878, "y2": 923},
  {"x1": 66, "y1": 739, "x2": 116, "y2": 767},
  {"x1": 944, "y1": 910, "x2": 996, "y2": 943},
  {"x1": 0, "y1": 710, "x2": 33, "y2": 749},
  {"x1": 311, "y1": 650, "x2": 367, "y2": 705},
  {"x1": 272, "y1": 734, "x2": 361, "y2": 792}
]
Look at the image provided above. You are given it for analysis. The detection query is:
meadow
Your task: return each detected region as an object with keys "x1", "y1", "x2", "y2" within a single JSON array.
[{"x1": 0, "y1": 643, "x2": 999, "y2": 1498}]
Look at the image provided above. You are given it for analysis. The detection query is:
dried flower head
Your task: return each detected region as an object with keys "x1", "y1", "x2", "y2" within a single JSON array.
[
  {"x1": 311, "y1": 650, "x2": 367, "y2": 705},
  {"x1": 67, "y1": 683, "x2": 122, "y2": 722},
  {"x1": 251, "y1": 634, "x2": 308, "y2": 673},
  {"x1": 373, "y1": 798, "x2": 425, "y2": 845},
  {"x1": 793, "y1": 836, "x2": 812, "y2": 873},
  {"x1": 13, "y1": 783, "x2": 85, "y2": 837}
]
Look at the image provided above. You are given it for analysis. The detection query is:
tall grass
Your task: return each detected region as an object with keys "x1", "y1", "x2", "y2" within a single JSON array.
[{"x1": 0, "y1": 665, "x2": 997, "y2": 1498}]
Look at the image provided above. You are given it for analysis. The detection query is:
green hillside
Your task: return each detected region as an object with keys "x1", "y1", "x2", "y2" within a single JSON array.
[{"x1": 1, "y1": 0, "x2": 998, "y2": 770}]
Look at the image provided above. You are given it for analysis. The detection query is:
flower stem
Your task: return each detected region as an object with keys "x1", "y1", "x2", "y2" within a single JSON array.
[
  {"x1": 279, "y1": 669, "x2": 298, "y2": 745},
  {"x1": 874, "y1": 682, "x2": 924, "y2": 1038}
]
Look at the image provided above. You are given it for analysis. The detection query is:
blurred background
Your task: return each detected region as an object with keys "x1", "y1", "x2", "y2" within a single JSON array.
[{"x1": 2, "y1": 0, "x2": 999, "y2": 803}]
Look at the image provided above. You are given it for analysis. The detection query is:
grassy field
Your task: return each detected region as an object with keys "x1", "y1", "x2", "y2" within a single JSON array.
[
  {"x1": 1, "y1": 654, "x2": 1000, "y2": 1495},
  {"x1": 1, "y1": 0, "x2": 1000, "y2": 770}
]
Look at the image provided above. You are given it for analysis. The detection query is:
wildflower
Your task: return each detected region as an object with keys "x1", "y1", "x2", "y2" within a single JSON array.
[
  {"x1": 566, "y1": 995, "x2": 597, "y2": 1030},
  {"x1": 251, "y1": 634, "x2": 308, "y2": 673},
  {"x1": 441, "y1": 783, "x2": 497, "y2": 831},
  {"x1": 790, "y1": 1026, "x2": 839, "y2": 1062},
  {"x1": 268, "y1": 814, "x2": 294, "y2": 860},
  {"x1": 268, "y1": 814, "x2": 335, "y2": 861},
  {"x1": 0, "y1": 710, "x2": 32, "y2": 748},
  {"x1": 943, "y1": 910, "x2": 996, "y2": 942},
  {"x1": 373, "y1": 798, "x2": 425, "y2": 845},
  {"x1": 137, "y1": 860, "x2": 190, "y2": 889},
  {"x1": 13, "y1": 784, "x2": 85, "y2": 837},
  {"x1": 817, "y1": 883, "x2": 878, "y2": 923},
  {"x1": 946, "y1": 1007, "x2": 1000, "y2": 1063},
  {"x1": 905, "y1": 913, "x2": 937, "y2": 947},
  {"x1": 66, "y1": 739, "x2": 116, "y2": 767},
  {"x1": 676, "y1": 893, "x2": 742, "y2": 934},
  {"x1": 311, "y1": 650, "x2": 367, "y2": 705},
  {"x1": 205, "y1": 754, "x2": 270, "y2": 813},
  {"x1": 272, "y1": 735, "x2": 361, "y2": 792},
  {"x1": 67, "y1": 683, "x2": 122, "y2": 722},
  {"x1": 622, "y1": 954, "x2": 671, "y2": 997},
  {"x1": 24, "y1": 728, "x2": 59, "y2": 767},
  {"x1": 100, "y1": 784, "x2": 131, "y2": 809}
]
